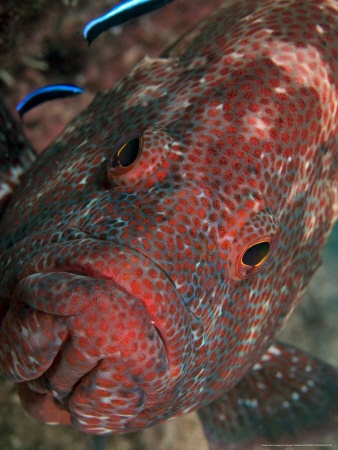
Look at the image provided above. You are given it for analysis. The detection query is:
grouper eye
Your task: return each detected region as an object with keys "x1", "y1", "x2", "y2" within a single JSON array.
[
  {"x1": 241, "y1": 241, "x2": 270, "y2": 267},
  {"x1": 230, "y1": 236, "x2": 274, "y2": 280},
  {"x1": 228, "y1": 209, "x2": 279, "y2": 280},
  {"x1": 111, "y1": 136, "x2": 142, "y2": 172},
  {"x1": 107, "y1": 127, "x2": 173, "y2": 187}
]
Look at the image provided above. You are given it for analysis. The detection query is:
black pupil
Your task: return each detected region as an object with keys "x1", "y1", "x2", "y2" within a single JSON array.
[
  {"x1": 242, "y1": 241, "x2": 270, "y2": 266},
  {"x1": 118, "y1": 137, "x2": 140, "y2": 167}
]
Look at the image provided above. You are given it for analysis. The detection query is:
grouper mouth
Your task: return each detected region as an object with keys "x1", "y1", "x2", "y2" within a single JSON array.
[{"x1": 0, "y1": 237, "x2": 193, "y2": 433}]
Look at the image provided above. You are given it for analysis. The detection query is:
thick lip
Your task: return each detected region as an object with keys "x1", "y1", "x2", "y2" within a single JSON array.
[
  {"x1": 6, "y1": 236, "x2": 193, "y2": 384},
  {"x1": 1, "y1": 235, "x2": 194, "y2": 432}
]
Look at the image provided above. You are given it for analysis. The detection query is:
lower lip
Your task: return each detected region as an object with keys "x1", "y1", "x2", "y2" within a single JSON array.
[{"x1": 10, "y1": 239, "x2": 193, "y2": 383}]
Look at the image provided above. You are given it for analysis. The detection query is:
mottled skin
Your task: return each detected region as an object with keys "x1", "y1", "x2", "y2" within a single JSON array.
[{"x1": 0, "y1": 0, "x2": 337, "y2": 448}]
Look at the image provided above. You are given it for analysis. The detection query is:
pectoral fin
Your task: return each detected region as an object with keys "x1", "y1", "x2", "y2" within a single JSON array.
[{"x1": 198, "y1": 342, "x2": 338, "y2": 449}]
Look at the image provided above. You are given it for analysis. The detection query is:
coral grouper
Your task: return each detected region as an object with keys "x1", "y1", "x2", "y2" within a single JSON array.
[{"x1": 0, "y1": 0, "x2": 337, "y2": 448}]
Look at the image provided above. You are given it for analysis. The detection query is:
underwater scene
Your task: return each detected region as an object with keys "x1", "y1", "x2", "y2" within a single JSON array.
[
  {"x1": 0, "y1": 223, "x2": 337, "y2": 450},
  {"x1": 0, "y1": 1, "x2": 337, "y2": 449}
]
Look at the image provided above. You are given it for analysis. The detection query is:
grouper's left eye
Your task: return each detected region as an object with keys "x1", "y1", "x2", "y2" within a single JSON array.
[
  {"x1": 230, "y1": 236, "x2": 274, "y2": 280},
  {"x1": 241, "y1": 241, "x2": 270, "y2": 267},
  {"x1": 107, "y1": 126, "x2": 172, "y2": 187},
  {"x1": 228, "y1": 209, "x2": 279, "y2": 280}
]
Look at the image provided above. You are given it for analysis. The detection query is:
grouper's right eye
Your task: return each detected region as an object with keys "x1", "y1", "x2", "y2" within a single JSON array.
[
  {"x1": 107, "y1": 127, "x2": 173, "y2": 187},
  {"x1": 110, "y1": 136, "x2": 142, "y2": 173}
]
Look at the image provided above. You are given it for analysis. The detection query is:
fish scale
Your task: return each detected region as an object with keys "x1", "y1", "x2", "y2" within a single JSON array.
[{"x1": 0, "y1": 0, "x2": 337, "y2": 448}]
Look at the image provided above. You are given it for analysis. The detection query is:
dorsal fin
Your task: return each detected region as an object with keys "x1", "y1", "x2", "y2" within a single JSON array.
[{"x1": 0, "y1": 97, "x2": 37, "y2": 218}]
